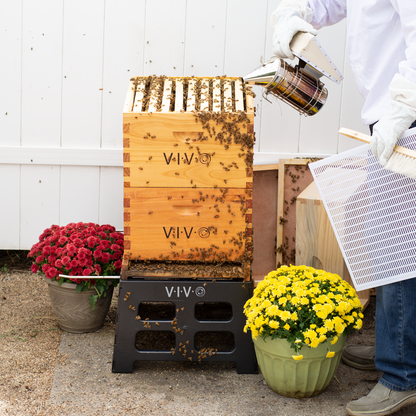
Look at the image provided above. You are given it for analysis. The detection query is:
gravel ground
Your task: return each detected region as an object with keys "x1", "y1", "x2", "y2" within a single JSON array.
[{"x1": 1, "y1": 250, "x2": 415, "y2": 416}]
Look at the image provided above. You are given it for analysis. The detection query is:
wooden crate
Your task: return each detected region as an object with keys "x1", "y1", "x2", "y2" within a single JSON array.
[
  {"x1": 123, "y1": 77, "x2": 254, "y2": 189},
  {"x1": 296, "y1": 181, "x2": 370, "y2": 308},
  {"x1": 123, "y1": 76, "x2": 254, "y2": 271},
  {"x1": 124, "y1": 187, "x2": 252, "y2": 262}
]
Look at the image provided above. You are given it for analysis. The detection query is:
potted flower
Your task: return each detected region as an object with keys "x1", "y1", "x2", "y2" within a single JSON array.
[
  {"x1": 28, "y1": 222, "x2": 124, "y2": 333},
  {"x1": 244, "y1": 265, "x2": 363, "y2": 398}
]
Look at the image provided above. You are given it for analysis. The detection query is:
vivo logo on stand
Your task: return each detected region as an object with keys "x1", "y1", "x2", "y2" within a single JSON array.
[{"x1": 165, "y1": 286, "x2": 206, "y2": 298}]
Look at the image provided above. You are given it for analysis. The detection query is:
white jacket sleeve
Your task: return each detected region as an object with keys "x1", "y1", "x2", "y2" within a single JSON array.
[
  {"x1": 391, "y1": 0, "x2": 416, "y2": 84},
  {"x1": 307, "y1": 0, "x2": 347, "y2": 29}
]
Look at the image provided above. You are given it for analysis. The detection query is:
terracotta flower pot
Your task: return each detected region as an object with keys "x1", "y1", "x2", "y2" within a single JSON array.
[
  {"x1": 47, "y1": 279, "x2": 114, "y2": 333},
  {"x1": 253, "y1": 334, "x2": 346, "y2": 398}
]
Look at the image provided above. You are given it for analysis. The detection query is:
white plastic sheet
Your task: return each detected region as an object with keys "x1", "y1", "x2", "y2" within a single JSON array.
[{"x1": 308, "y1": 128, "x2": 416, "y2": 290}]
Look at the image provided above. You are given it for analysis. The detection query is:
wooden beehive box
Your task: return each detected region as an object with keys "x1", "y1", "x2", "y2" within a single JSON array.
[{"x1": 123, "y1": 76, "x2": 255, "y2": 279}]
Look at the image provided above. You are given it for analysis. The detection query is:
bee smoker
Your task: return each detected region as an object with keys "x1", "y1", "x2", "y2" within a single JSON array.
[{"x1": 244, "y1": 33, "x2": 343, "y2": 116}]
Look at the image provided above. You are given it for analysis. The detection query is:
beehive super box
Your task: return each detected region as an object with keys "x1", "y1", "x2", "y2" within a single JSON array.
[{"x1": 123, "y1": 76, "x2": 255, "y2": 269}]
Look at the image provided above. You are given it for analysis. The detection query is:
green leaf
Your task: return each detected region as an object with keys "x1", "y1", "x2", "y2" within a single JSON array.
[{"x1": 89, "y1": 294, "x2": 98, "y2": 311}]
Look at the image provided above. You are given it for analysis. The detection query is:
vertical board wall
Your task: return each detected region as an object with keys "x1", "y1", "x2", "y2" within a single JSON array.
[{"x1": 0, "y1": 0, "x2": 367, "y2": 249}]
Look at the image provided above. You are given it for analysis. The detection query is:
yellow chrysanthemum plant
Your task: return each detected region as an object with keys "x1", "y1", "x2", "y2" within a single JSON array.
[{"x1": 243, "y1": 265, "x2": 364, "y2": 361}]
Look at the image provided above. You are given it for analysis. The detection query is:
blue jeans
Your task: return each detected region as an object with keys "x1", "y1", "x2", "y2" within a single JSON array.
[
  {"x1": 371, "y1": 120, "x2": 416, "y2": 391},
  {"x1": 376, "y1": 279, "x2": 416, "y2": 391}
]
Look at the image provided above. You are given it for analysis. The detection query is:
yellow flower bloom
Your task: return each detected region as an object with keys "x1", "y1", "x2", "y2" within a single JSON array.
[
  {"x1": 335, "y1": 323, "x2": 345, "y2": 334},
  {"x1": 291, "y1": 296, "x2": 300, "y2": 305},
  {"x1": 269, "y1": 320, "x2": 279, "y2": 329},
  {"x1": 323, "y1": 303, "x2": 334, "y2": 313},
  {"x1": 326, "y1": 351, "x2": 335, "y2": 358},
  {"x1": 310, "y1": 338, "x2": 320, "y2": 348},
  {"x1": 292, "y1": 355, "x2": 303, "y2": 361},
  {"x1": 284, "y1": 323, "x2": 290, "y2": 330},
  {"x1": 354, "y1": 319, "x2": 363, "y2": 330},
  {"x1": 316, "y1": 310, "x2": 328, "y2": 320},
  {"x1": 291, "y1": 312, "x2": 298, "y2": 321},
  {"x1": 324, "y1": 319, "x2": 335, "y2": 331},
  {"x1": 330, "y1": 336, "x2": 338, "y2": 345},
  {"x1": 280, "y1": 310, "x2": 291, "y2": 321},
  {"x1": 266, "y1": 304, "x2": 280, "y2": 316},
  {"x1": 304, "y1": 329, "x2": 317, "y2": 340},
  {"x1": 278, "y1": 297, "x2": 287, "y2": 306}
]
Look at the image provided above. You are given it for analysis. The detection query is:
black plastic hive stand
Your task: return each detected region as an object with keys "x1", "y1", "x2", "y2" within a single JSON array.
[{"x1": 112, "y1": 279, "x2": 257, "y2": 374}]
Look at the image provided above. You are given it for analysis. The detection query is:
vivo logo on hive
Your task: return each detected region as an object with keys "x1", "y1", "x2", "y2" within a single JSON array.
[
  {"x1": 163, "y1": 152, "x2": 211, "y2": 165},
  {"x1": 162, "y1": 227, "x2": 211, "y2": 239}
]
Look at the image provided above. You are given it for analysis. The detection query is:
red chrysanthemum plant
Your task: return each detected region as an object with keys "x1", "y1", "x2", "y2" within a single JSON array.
[{"x1": 28, "y1": 222, "x2": 123, "y2": 310}]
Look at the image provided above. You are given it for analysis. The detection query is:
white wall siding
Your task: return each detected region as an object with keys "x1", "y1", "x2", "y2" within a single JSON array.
[{"x1": 0, "y1": 0, "x2": 367, "y2": 249}]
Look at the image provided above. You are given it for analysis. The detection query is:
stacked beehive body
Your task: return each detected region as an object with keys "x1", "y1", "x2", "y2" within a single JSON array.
[{"x1": 123, "y1": 76, "x2": 255, "y2": 280}]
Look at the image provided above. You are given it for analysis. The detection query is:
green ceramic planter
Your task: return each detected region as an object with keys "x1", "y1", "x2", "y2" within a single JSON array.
[{"x1": 253, "y1": 334, "x2": 346, "y2": 398}]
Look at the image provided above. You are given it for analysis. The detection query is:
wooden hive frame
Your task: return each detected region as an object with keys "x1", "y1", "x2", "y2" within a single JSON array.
[{"x1": 122, "y1": 76, "x2": 255, "y2": 281}]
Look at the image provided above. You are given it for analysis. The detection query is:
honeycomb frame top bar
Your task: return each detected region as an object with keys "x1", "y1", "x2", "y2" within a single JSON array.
[{"x1": 124, "y1": 76, "x2": 255, "y2": 115}]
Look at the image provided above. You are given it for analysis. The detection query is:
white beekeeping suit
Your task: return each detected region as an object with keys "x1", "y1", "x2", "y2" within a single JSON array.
[
  {"x1": 271, "y1": 0, "x2": 416, "y2": 166},
  {"x1": 271, "y1": 1, "x2": 416, "y2": 416}
]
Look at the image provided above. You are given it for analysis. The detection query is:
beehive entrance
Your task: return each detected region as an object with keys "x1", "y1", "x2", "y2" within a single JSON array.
[{"x1": 126, "y1": 76, "x2": 253, "y2": 114}]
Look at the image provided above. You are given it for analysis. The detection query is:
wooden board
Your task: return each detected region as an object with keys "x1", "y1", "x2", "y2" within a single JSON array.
[
  {"x1": 160, "y1": 78, "x2": 173, "y2": 113},
  {"x1": 174, "y1": 79, "x2": 184, "y2": 112},
  {"x1": 251, "y1": 169, "x2": 278, "y2": 283},
  {"x1": 124, "y1": 187, "x2": 252, "y2": 263},
  {"x1": 123, "y1": 112, "x2": 253, "y2": 189},
  {"x1": 296, "y1": 181, "x2": 370, "y2": 308},
  {"x1": 276, "y1": 159, "x2": 314, "y2": 267}
]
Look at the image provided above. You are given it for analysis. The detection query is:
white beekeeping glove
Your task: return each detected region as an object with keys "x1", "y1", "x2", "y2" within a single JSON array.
[
  {"x1": 370, "y1": 74, "x2": 416, "y2": 166},
  {"x1": 271, "y1": 0, "x2": 318, "y2": 60}
]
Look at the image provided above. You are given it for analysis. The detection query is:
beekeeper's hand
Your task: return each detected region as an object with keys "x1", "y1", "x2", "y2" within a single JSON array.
[
  {"x1": 271, "y1": 0, "x2": 317, "y2": 60},
  {"x1": 371, "y1": 74, "x2": 416, "y2": 166}
]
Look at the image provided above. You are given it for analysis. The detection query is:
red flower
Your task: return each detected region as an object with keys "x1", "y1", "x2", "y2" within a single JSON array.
[
  {"x1": 42, "y1": 246, "x2": 51, "y2": 256},
  {"x1": 67, "y1": 244, "x2": 77, "y2": 254},
  {"x1": 77, "y1": 251, "x2": 86, "y2": 261},
  {"x1": 79, "y1": 258, "x2": 88, "y2": 267},
  {"x1": 28, "y1": 222, "x2": 123, "y2": 310},
  {"x1": 70, "y1": 259, "x2": 79, "y2": 268},
  {"x1": 87, "y1": 236, "x2": 97, "y2": 248},
  {"x1": 46, "y1": 267, "x2": 58, "y2": 279},
  {"x1": 101, "y1": 252, "x2": 110, "y2": 264},
  {"x1": 62, "y1": 256, "x2": 71, "y2": 266},
  {"x1": 99, "y1": 240, "x2": 110, "y2": 250},
  {"x1": 48, "y1": 255, "x2": 57, "y2": 264}
]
